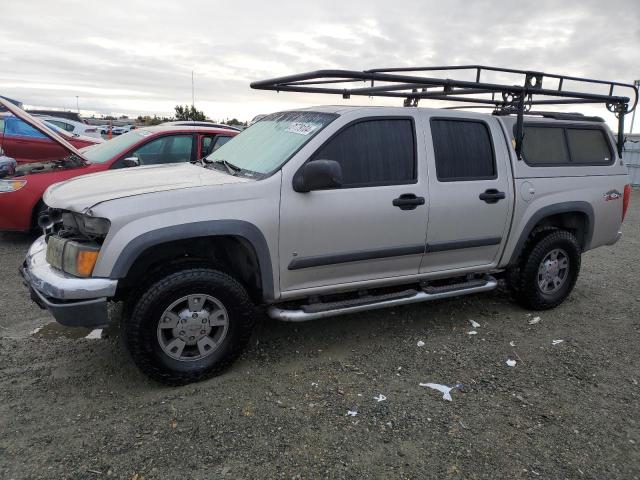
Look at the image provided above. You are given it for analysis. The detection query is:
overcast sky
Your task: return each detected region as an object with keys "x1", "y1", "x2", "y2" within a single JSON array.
[{"x1": 1, "y1": 0, "x2": 639, "y2": 124}]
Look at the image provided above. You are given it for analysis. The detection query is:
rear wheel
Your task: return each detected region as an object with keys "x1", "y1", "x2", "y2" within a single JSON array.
[
  {"x1": 123, "y1": 267, "x2": 256, "y2": 385},
  {"x1": 509, "y1": 230, "x2": 581, "y2": 310}
]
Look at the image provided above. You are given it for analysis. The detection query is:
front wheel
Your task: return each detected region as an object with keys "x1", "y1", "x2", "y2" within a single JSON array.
[
  {"x1": 509, "y1": 230, "x2": 581, "y2": 310},
  {"x1": 123, "y1": 268, "x2": 256, "y2": 385}
]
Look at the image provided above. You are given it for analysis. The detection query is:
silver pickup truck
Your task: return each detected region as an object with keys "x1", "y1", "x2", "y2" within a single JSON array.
[{"x1": 18, "y1": 66, "x2": 636, "y2": 384}]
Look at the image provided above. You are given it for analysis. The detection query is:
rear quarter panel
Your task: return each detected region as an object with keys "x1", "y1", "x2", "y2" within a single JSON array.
[{"x1": 498, "y1": 117, "x2": 628, "y2": 266}]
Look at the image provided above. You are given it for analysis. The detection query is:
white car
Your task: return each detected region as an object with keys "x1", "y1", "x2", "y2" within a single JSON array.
[{"x1": 36, "y1": 115, "x2": 102, "y2": 139}]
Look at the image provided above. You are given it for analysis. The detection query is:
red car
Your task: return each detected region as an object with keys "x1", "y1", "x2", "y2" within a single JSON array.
[
  {"x1": 0, "y1": 99, "x2": 238, "y2": 232},
  {"x1": 0, "y1": 113, "x2": 102, "y2": 164}
]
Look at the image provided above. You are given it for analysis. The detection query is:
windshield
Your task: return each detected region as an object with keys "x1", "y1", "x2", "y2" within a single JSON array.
[
  {"x1": 205, "y1": 111, "x2": 337, "y2": 175},
  {"x1": 81, "y1": 129, "x2": 152, "y2": 163}
]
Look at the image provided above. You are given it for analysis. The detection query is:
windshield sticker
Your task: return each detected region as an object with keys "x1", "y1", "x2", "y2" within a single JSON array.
[{"x1": 286, "y1": 122, "x2": 319, "y2": 136}]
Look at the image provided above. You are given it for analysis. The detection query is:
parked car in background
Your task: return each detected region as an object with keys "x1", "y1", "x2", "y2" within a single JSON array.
[
  {"x1": 164, "y1": 121, "x2": 242, "y2": 131},
  {"x1": 37, "y1": 115, "x2": 102, "y2": 139},
  {"x1": 250, "y1": 114, "x2": 267, "y2": 125},
  {"x1": 0, "y1": 115, "x2": 102, "y2": 164},
  {"x1": 98, "y1": 125, "x2": 110, "y2": 134},
  {"x1": 0, "y1": 146, "x2": 16, "y2": 178},
  {"x1": 0, "y1": 97, "x2": 238, "y2": 231},
  {"x1": 112, "y1": 124, "x2": 137, "y2": 135}
]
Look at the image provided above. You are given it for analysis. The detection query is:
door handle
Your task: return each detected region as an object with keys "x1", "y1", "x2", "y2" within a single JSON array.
[
  {"x1": 479, "y1": 189, "x2": 506, "y2": 204},
  {"x1": 392, "y1": 193, "x2": 425, "y2": 210}
]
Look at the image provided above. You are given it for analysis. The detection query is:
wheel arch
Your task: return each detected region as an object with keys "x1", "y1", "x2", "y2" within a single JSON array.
[
  {"x1": 507, "y1": 201, "x2": 594, "y2": 265},
  {"x1": 110, "y1": 220, "x2": 275, "y2": 301}
]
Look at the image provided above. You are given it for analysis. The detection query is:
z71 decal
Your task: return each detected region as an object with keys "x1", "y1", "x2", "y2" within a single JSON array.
[{"x1": 603, "y1": 189, "x2": 622, "y2": 201}]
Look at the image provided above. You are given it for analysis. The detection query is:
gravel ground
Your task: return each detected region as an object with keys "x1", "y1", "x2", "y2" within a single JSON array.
[{"x1": 1, "y1": 194, "x2": 639, "y2": 480}]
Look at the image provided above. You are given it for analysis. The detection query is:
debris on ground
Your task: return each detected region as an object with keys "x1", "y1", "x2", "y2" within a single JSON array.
[
  {"x1": 85, "y1": 329, "x2": 102, "y2": 340},
  {"x1": 552, "y1": 339, "x2": 564, "y2": 346},
  {"x1": 374, "y1": 394, "x2": 387, "y2": 402},
  {"x1": 506, "y1": 359, "x2": 517, "y2": 367},
  {"x1": 346, "y1": 410, "x2": 358, "y2": 417},
  {"x1": 509, "y1": 341, "x2": 516, "y2": 347},
  {"x1": 529, "y1": 316, "x2": 541, "y2": 325},
  {"x1": 419, "y1": 382, "x2": 462, "y2": 401},
  {"x1": 468, "y1": 331, "x2": 478, "y2": 335},
  {"x1": 417, "y1": 340, "x2": 425, "y2": 347},
  {"x1": 469, "y1": 319, "x2": 481, "y2": 328}
]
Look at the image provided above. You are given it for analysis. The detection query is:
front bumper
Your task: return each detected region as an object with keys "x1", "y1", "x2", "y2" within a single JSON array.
[{"x1": 20, "y1": 236, "x2": 118, "y2": 328}]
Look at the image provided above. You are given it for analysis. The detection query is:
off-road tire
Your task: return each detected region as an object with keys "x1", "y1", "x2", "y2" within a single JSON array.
[
  {"x1": 509, "y1": 230, "x2": 581, "y2": 310},
  {"x1": 123, "y1": 268, "x2": 255, "y2": 385}
]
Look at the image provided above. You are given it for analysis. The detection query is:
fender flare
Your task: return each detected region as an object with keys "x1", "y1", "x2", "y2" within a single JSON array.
[
  {"x1": 109, "y1": 220, "x2": 275, "y2": 301},
  {"x1": 507, "y1": 201, "x2": 594, "y2": 265}
]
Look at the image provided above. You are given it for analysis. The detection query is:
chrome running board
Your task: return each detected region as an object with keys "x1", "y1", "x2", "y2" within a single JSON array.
[{"x1": 268, "y1": 275, "x2": 498, "y2": 322}]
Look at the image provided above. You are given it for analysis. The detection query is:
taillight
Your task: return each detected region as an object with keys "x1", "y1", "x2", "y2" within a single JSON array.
[{"x1": 622, "y1": 184, "x2": 631, "y2": 222}]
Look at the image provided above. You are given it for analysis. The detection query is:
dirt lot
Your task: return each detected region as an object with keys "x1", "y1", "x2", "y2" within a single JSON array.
[{"x1": 1, "y1": 194, "x2": 639, "y2": 480}]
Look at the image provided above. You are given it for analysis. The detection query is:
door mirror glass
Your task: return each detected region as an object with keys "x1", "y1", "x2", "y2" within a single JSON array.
[
  {"x1": 122, "y1": 156, "x2": 140, "y2": 168},
  {"x1": 293, "y1": 159, "x2": 343, "y2": 192}
]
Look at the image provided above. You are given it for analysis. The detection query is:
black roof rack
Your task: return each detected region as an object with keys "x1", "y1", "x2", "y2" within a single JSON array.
[{"x1": 251, "y1": 65, "x2": 638, "y2": 157}]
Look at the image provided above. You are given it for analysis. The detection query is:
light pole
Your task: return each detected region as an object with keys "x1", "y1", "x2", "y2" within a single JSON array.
[
  {"x1": 76, "y1": 96, "x2": 79, "y2": 114},
  {"x1": 630, "y1": 80, "x2": 640, "y2": 134}
]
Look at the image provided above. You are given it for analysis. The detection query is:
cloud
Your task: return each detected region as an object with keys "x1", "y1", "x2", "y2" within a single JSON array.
[{"x1": 0, "y1": 0, "x2": 638, "y2": 124}]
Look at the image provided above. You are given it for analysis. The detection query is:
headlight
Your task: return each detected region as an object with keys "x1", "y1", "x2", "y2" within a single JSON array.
[
  {"x1": 46, "y1": 236, "x2": 100, "y2": 277},
  {"x1": 61, "y1": 212, "x2": 110, "y2": 236},
  {"x1": 0, "y1": 179, "x2": 27, "y2": 193}
]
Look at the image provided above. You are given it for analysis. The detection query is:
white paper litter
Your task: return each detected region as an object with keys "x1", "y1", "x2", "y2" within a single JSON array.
[
  {"x1": 29, "y1": 326, "x2": 43, "y2": 336},
  {"x1": 469, "y1": 320, "x2": 481, "y2": 328},
  {"x1": 417, "y1": 340, "x2": 425, "y2": 347},
  {"x1": 529, "y1": 316, "x2": 541, "y2": 325},
  {"x1": 467, "y1": 331, "x2": 478, "y2": 335},
  {"x1": 346, "y1": 410, "x2": 358, "y2": 417},
  {"x1": 506, "y1": 359, "x2": 517, "y2": 367},
  {"x1": 552, "y1": 339, "x2": 564, "y2": 346},
  {"x1": 374, "y1": 394, "x2": 387, "y2": 402},
  {"x1": 419, "y1": 382, "x2": 457, "y2": 401},
  {"x1": 85, "y1": 329, "x2": 103, "y2": 340},
  {"x1": 509, "y1": 341, "x2": 516, "y2": 347}
]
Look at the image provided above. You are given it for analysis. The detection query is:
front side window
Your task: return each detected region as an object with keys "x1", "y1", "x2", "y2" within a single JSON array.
[
  {"x1": 82, "y1": 130, "x2": 155, "y2": 164},
  {"x1": 48, "y1": 120, "x2": 74, "y2": 132},
  {"x1": 130, "y1": 134, "x2": 193, "y2": 165},
  {"x1": 205, "y1": 111, "x2": 337, "y2": 175},
  {"x1": 311, "y1": 118, "x2": 416, "y2": 187},
  {"x1": 431, "y1": 119, "x2": 496, "y2": 181}
]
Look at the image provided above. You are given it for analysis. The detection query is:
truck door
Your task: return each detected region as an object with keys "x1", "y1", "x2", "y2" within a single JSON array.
[
  {"x1": 279, "y1": 115, "x2": 429, "y2": 293},
  {"x1": 420, "y1": 116, "x2": 513, "y2": 273}
]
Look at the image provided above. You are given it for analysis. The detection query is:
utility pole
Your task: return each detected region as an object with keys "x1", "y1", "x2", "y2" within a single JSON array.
[
  {"x1": 191, "y1": 71, "x2": 195, "y2": 107},
  {"x1": 76, "y1": 96, "x2": 79, "y2": 114},
  {"x1": 630, "y1": 80, "x2": 640, "y2": 134}
]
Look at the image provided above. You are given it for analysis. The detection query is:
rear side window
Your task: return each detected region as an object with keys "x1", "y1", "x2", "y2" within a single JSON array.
[
  {"x1": 566, "y1": 129, "x2": 612, "y2": 164},
  {"x1": 431, "y1": 119, "x2": 496, "y2": 181},
  {"x1": 522, "y1": 127, "x2": 569, "y2": 164},
  {"x1": 311, "y1": 118, "x2": 416, "y2": 187},
  {"x1": 522, "y1": 125, "x2": 612, "y2": 166}
]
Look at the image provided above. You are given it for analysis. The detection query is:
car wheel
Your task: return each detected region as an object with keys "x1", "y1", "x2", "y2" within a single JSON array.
[
  {"x1": 123, "y1": 268, "x2": 256, "y2": 385},
  {"x1": 510, "y1": 230, "x2": 581, "y2": 310},
  {"x1": 31, "y1": 201, "x2": 48, "y2": 232}
]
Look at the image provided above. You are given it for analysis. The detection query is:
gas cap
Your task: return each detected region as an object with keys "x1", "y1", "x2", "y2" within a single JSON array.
[{"x1": 520, "y1": 181, "x2": 535, "y2": 202}]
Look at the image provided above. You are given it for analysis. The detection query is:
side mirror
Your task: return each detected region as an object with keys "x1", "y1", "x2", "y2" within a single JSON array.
[
  {"x1": 122, "y1": 156, "x2": 140, "y2": 168},
  {"x1": 293, "y1": 160, "x2": 343, "y2": 193}
]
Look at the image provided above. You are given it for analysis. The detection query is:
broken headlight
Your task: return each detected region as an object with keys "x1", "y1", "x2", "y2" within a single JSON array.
[{"x1": 62, "y1": 212, "x2": 111, "y2": 237}]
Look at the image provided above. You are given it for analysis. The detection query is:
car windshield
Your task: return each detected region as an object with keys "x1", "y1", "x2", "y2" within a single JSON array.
[
  {"x1": 204, "y1": 111, "x2": 337, "y2": 175},
  {"x1": 81, "y1": 129, "x2": 152, "y2": 163}
]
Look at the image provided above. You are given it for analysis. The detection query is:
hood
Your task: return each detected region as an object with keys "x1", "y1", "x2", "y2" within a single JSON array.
[
  {"x1": 44, "y1": 162, "x2": 251, "y2": 212},
  {"x1": 0, "y1": 97, "x2": 89, "y2": 161}
]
